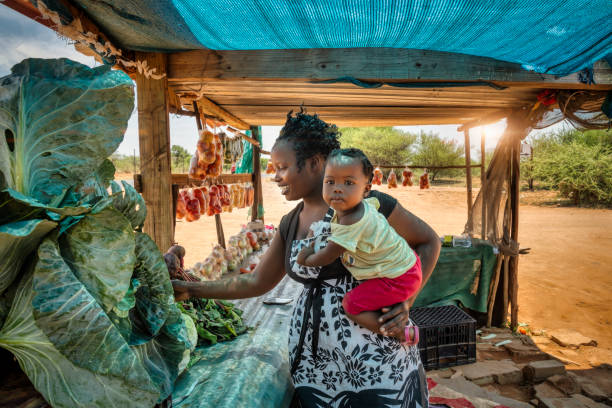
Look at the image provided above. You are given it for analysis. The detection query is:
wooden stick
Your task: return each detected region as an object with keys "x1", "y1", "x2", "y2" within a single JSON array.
[
  {"x1": 464, "y1": 128, "x2": 473, "y2": 234},
  {"x1": 215, "y1": 214, "x2": 226, "y2": 249},
  {"x1": 250, "y1": 126, "x2": 264, "y2": 222},
  {"x1": 502, "y1": 255, "x2": 509, "y2": 325},
  {"x1": 487, "y1": 254, "x2": 503, "y2": 327},
  {"x1": 481, "y1": 128, "x2": 487, "y2": 239}
]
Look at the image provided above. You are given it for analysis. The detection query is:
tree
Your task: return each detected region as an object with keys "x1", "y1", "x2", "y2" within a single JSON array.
[
  {"x1": 171, "y1": 145, "x2": 191, "y2": 173},
  {"x1": 338, "y1": 127, "x2": 415, "y2": 167},
  {"x1": 411, "y1": 131, "x2": 465, "y2": 181}
]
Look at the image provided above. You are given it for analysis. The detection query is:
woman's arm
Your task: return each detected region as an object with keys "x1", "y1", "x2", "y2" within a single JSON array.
[
  {"x1": 378, "y1": 202, "x2": 441, "y2": 335},
  {"x1": 173, "y1": 231, "x2": 287, "y2": 301}
]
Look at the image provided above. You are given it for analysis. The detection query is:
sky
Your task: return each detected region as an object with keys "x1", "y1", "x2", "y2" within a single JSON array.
[{"x1": 1, "y1": 5, "x2": 564, "y2": 158}]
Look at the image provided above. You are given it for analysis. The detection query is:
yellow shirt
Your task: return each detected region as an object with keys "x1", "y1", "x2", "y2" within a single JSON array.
[{"x1": 328, "y1": 197, "x2": 417, "y2": 280}]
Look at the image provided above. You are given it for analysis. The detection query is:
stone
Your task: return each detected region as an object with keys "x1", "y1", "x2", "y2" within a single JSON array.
[
  {"x1": 567, "y1": 373, "x2": 608, "y2": 402},
  {"x1": 478, "y1": 342, "x2": 511, "y2": 360},
  {"x1": 532, "y1": 336, "x2": 552, "y2": 346},
  {"x1": 547, "y1": 374, "x2": 581, "y2": 396},
  {"x1": 504, "y1": 342, "x2": 550, "y2": 363},
  {"x1": 570, "y1": 394, "x2": 608, "y2": 408},
  {"x1": 524, "y1": 360, "x2": 566, "y2": 382},
  {"x1": 428, "y1": 368, "x2": 454, "y2": 379},
  {"x1": 535, "y1": 383, "x2": 566, "y2": 399},
  {"x1": 549, "y1": 329, "x2": 597, "y2": 348},
  {"x1": 531, "y1": 399, "x2": 540, "y2": 407},
  {"x1": 432, "y1": 375, "x2": 532, "y2": 408},
  {"x1": 538, "y1": 397, "x2": 584, "y2": 408},
  {"x1": 462, "y1": 360, "x2": 523, "y2": 385}
]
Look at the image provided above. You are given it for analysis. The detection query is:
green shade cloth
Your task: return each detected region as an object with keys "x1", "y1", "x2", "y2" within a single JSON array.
[{"x1": 414, "y1": 239, "x2": 497, "y2": 312}]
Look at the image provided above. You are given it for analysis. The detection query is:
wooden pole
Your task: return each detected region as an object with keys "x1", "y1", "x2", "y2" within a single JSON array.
[
  {"x1": 509, "y1": 139, "x2": 521, "y2": 329},
  {"x1": 481, "y1": 128, "x2": 487, "y2": 240},
  {"x1": 193, "y1": 102, "x2": 226, "y2": 248},
  {"x1": 250, "y1": 126, "x2": 264, "y2": 222},
  {"x1": 464, "y1": 128, "x2": 473, "y2": 234},
  {"x1": 486, "y1": 255, "x2": 503, "y2": 327},
  {"x1": 135, "y1": 52, "x2": 173, "y2": 252}
]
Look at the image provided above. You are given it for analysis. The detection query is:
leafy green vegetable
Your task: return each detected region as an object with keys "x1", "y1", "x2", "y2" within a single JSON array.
[
  {"x1": 0, "y1": 219, "x2": 56, "y2": 295},
  {"x1": 0, "y1": 268, "x2": 159, "y2": 408},
  {"x1": 59, "y1": 206, "x2": 135, "y2": 312},
  {"x1": 0, "y1": 188, "x2": 90, "y2": 225},
  {"x1": 111, "y1": 180, "x2": 147, "y2": 230},
  {"x1": 179, "y1": 299, "x2": 247, "y2": 345},
  {"x1": 0, "y1": 58, "x2": 133, "y2": 206},
  {"x1": 76, "y1": 158, "x2": 116, "y2": 202}
]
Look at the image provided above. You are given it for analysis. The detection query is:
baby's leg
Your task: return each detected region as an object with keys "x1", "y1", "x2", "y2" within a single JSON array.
[{"x1": 342, "y1": 278, "x2": 411, "y2": 341}]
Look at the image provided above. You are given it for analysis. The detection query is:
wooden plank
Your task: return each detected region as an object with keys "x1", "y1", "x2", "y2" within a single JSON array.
[
  {"x1": 458, "y1": 110, "x2": 509, "y2": 131},
  {"x1": 168, "y1": 49, "x2": 612, "y2": 89},
  {"x1": 135, "y1": 52, "x2": 173, "y2": 252},
  {"x1": 136, "y1": 173, "x2": 254, "y2": 190},
  {"x1": 374, "y1": 164, "x2": 482, "y2": 169},
  {"x1": 250, "y1": 126, "x2": 263, "y2": 222},
  {"x1": 487, "y1": 255, "x2": 503, "y2": 327},
  {"x1": 464, "y1": 128, "x2": 473, "y2": 234},
  {"x1": 196, "y1": 97, "x2": 251, "y2": 130},
  {"x1": 192, "y1": 105, "x2": 497, "y2": 126}
]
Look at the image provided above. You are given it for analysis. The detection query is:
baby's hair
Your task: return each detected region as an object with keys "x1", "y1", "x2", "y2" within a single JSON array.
[
  {"x1": 274, "y1": 107, "x2": 341, "y2": 170},
  {"x1": 328, "y1": 148, "x2": 374, "y2": 182}
]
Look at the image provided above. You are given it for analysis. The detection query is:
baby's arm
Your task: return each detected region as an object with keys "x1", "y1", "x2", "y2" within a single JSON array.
[{"x1": 296, "y1": 241, "x2": 345, "y2": 267}]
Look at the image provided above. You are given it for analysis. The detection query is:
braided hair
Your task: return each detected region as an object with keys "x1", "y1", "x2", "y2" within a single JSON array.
[
  {"x1": 274, "y1": 108, "x2": 341, "y2": 170},
  {"x1": 328, "y1": 148, "x2": 374, "y2": 182}
]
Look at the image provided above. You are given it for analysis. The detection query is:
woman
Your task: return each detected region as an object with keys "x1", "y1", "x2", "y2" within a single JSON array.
[{"x1": 173, "y1": 111, "x2": 441, "y2": 407}]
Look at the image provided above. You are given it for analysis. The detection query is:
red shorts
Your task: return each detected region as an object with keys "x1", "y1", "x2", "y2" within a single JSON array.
[{"x1": 342, "y1": 256, "x2": 422, "y2": 315}]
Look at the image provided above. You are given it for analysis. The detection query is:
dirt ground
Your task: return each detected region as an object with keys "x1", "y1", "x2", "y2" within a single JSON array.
[{"x1": 121, "y1": 173, "x2": 612, "y2": 363}]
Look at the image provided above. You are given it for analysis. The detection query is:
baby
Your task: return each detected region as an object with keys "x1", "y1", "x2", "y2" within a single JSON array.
[{"x1": 297, "y1": 148, "x2": 421, "y2": 344}]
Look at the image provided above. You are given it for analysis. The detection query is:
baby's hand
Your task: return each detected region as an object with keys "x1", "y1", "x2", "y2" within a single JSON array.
[{"x1": 296, "y1": 243, "x2": 315, "y2": 266}]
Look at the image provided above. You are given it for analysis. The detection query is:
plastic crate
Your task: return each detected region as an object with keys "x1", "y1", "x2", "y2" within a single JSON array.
[{"x1": 410, "y1": 305, "x2": 476, "y2": 370}]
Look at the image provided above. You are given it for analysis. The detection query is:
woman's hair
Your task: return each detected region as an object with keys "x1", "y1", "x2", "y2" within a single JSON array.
[
  {"x1": 274, "y1": 108, "x2": 341, "y2": 170},
  {"x1": 328, "y1": 148, "x2": 374, "y2": 182}
]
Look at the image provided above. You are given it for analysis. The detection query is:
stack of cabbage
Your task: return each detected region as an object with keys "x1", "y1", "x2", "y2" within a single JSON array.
[{"x1": 0, "y1": 59, "x2": 196, "y2": 407}]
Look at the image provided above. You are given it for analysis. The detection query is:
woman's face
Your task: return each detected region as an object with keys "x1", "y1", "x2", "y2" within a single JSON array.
[{"x1": 270, "y1": 141, "x2": 323, "y2": 201}]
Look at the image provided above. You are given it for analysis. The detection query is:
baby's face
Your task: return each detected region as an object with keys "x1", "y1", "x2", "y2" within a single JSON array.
[{"x1": 323, "y1": 158, "x2": 370, "y2": 213}]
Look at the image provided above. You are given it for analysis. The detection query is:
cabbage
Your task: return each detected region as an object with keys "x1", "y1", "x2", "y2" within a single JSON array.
[{"x1": 0, "y1": 59, "x2": 192, "y2": 407}]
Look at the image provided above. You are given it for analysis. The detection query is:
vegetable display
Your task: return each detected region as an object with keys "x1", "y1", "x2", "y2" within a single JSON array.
[
  {"x1": 387, "y1": 169, "x2": 398, "y2": 188},
  {"x1": 189, "y1": 130, "x2": 224, "y2": 179},
  {"x1": 178, "y1": 298, "x2": 247, "y2": 345},
  {"x1": 0, "y1": 59, "x2": 194, "y2": 407},
  {"x1": 372, "y1": 167, "x2": 383, "y2": 185},
  {"x1": 420, "y1": 171, "x2": 430, "y2": 189},
  {"x1": 402, "y1": 168, "x2": 414, "y2": 186}
]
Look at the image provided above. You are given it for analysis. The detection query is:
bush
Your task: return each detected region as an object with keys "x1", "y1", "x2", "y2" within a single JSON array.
[{"x1": 532, "y1": 141, "x2": 612, "y2": 206}]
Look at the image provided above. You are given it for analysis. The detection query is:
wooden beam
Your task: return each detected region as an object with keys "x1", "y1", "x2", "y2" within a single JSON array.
[
  {"x1": 458, "y1": 110, "x2": 509, "y2": 132},
  {"x1": 135, "y1": 52, "x2": 173, "y2": 252},
  {"x1": 250, "y1": 126, "x2": 264, "y2": 222},
  {"x1": 168, "y1": 49, "x2": 612, "y2": 89},
  {"x1": 481, "y1": 128, "x2": 487, "y2": 240},
  {"x1": 373, "y1": 164, "x2": 482, "y2": 169},
  {"x1": 464, "y1": 128, "x2": 473, "y2": 233},
  {"x1": 509, "y1": 139, "x2": 521, "y2": 330},
  {"x1": 196, "y1": 97, "x2": 251, "y2": 130}
]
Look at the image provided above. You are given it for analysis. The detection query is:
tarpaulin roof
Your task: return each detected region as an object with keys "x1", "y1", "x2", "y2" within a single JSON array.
[{"x1": 55, "y1": 0, "x2": 611, "y2": 75}]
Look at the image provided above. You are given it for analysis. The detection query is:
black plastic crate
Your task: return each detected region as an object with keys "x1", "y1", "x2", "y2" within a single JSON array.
[{"x1": 410, "y1": 305, "x2": 476, "y2": 370}]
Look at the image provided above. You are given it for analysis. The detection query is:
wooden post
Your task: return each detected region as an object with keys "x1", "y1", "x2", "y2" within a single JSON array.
[
  {"x1": 509, "y1": 140, "x2": 521, "y2": 329},
  {"x1": 250, "y1": 126, "x2": 264, "y2": 222},
  {"x1": 193, "y1": 101, "x2": 226, "y2": 248},
  {"x1": 486, "y1": 255, "x2": 503, "y2": 327},
  {"x1": 481, "y1": 128, "x2": 487, "y2": 240},
  {"x1": 135, "y1": 52, "x2": 173, "y2": 252},
  {"x1": 464, "y1": 128, "x2": 473, "y2": 233}
]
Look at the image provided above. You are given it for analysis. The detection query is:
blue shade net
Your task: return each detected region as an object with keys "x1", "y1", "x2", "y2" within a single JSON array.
[
  {"x1": 37, "y1": 0, "x2": 611, "y2": 76},
  {"x1": 171, "y1": 0, "x2": 612, "y2": 75}
]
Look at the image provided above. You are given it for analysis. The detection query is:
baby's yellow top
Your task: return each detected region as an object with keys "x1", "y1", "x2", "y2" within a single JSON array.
[{"x1": 328, "y1": 197, "x2": 417, "y2": 280}]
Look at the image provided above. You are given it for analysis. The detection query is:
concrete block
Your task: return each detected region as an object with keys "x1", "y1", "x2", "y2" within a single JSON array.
[
  {"x1": 524, "y1": 360, "x2": 566, "y2": 382},
  {"x1": 504, "y1": 342, "x2": 550, "y2": 363},
  {"x1": 462, "y1": 360, "x2": 523, "y2": 385},
  {"x1": 535, "y1": 383, "x2": 566, "y2": 399},
  {"x1": 571, "y1": 394, "x2": 608, "y2": 408},
  {"x1": 549, "y1": 329, "x2": 597, "y2": 348},
  {"x1": 538, "y1": 397, "x2": 583, "y2": 408},
  {"x1": 547, "y1": 374, "x2": 581, "y2": 396}
]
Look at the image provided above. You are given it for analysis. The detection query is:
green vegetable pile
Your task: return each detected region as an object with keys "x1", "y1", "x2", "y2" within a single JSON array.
[
  {"x1": 0, "y1": 59, "x2": 195, "y2": 407},
  {"x1": 178, "y1": 299, "x2": 247, "y2": 345}
]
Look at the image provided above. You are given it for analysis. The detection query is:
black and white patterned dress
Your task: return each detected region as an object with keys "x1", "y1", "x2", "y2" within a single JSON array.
[{"x1": 279, "y1": 191, "x2": 429, "y2": 408}]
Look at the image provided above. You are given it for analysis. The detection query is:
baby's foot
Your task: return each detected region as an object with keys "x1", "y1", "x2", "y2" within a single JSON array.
[{"x1": 404, "y1": 325, "x2": 419, "y2": 345}]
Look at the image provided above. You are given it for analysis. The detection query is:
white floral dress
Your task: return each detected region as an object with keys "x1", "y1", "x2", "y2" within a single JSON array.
[{"x1": 279, "y1": 191, "x2": 429, "y2": 408}]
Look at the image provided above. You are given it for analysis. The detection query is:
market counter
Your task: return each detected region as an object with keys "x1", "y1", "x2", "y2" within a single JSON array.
[{"x1": 172, "y1": 275, "x2": 301, "y2": 407}]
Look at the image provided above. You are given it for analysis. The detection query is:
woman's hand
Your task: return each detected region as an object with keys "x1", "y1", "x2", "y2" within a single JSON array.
[
  {"x1": 296, "y1": 243, "x2": 315, "y2": 266},
  {"x1": 172, "y1": 280, "x2": 192, "y2": 301},
  {"x1": 378, "y1": 300, "x2": 411, "y2": 336}
]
